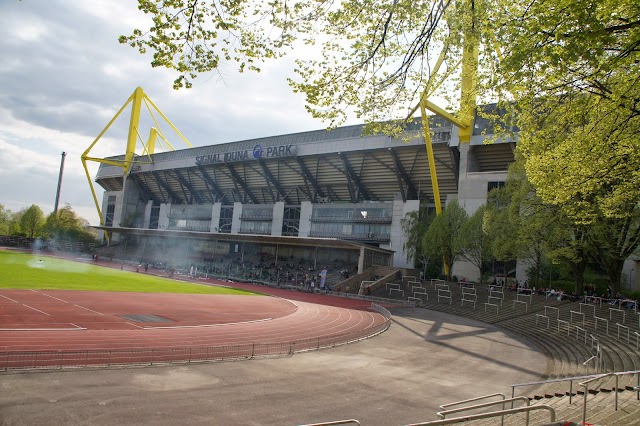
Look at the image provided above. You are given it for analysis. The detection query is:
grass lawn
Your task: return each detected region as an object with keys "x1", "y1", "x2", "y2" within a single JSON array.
[{"x1": 0, "y1": 250, "x2": 258, "y2": 295}]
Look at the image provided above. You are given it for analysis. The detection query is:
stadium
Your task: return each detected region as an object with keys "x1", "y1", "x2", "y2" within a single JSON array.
[
  {"x1": 88, "y1": 97, "x2": 517, "y2": 288},
  {"x1": 2, "y1": 89, "x2": 639, "y2": 425}
]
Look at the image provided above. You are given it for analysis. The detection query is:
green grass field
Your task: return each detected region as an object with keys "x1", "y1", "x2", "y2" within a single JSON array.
[{"x1": 0, "y1": 251, "x2": 258, "y2": 295}]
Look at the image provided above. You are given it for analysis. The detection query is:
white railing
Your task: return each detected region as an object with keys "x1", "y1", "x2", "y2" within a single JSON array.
[
  {"x1": 580, "y1": 370, "x2": 640, "y2": 424},
  {"x1": 404, "y1": 405, "x2": 555, "y2": 426},
  {"x1": 438, "y1": 396, "x2": 530, "y2": 426}
]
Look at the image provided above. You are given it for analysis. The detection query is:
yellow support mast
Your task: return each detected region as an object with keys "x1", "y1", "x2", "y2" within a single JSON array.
[
  {"x1": 81, "y1": 87, "x2": 192, "y2": 241},
  {"x1": 415, "y1": 0, "x2": 480, "y2": 276}
]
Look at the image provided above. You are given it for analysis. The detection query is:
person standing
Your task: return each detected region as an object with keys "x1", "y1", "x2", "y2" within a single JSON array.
[{"x1": 320, "y1": 267, "x2": 328, "y2": 289}]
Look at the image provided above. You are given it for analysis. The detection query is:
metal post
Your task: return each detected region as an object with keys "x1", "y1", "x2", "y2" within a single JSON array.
[
  {"x1": 582, "y1": 382, "x2": 589, "y2": 424},
  {"x1": 615, "y1": 375, "x2": 619, "y2": 411},
  {"x1": 53, "y1": 152, "x2": 66, "y2": 214},
  {"x1": 569, "y1": 380, "x2": 573, "y2": 404}
]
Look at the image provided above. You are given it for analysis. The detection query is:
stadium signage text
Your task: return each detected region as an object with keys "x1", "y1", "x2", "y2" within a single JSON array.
[{"x1": 195, "y1": 144, "x2": 297, "y2": 165}]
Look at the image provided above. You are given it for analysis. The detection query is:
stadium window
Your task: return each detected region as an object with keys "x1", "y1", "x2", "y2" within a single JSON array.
[
  {"x1": 487, "y1": 181, "x2": 505, "y2": 193},
  {"x1": 105, "y1": 196, "x2": 116, "y2": 227}
]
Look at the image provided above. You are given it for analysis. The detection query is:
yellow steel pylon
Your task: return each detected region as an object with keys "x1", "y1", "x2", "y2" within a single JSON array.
[
  {"x1": 411, "y1": 0, "x2": 480, "y2": 276},
  {"x1": 81, "y1": 87, "x2": 192, "y2": 241}
]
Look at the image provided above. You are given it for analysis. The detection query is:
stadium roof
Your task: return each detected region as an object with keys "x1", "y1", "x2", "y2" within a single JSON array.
[{"x1": 95, "y1": 114, "x2": 514, "y2": 206}]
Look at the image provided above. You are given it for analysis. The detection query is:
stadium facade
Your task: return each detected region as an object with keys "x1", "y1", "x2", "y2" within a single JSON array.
[{"x1": 93, "y1": 112, "x2": 517, "y2": 282}]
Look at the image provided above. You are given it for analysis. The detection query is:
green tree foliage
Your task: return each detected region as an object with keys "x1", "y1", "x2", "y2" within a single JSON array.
[
  {"x1": 401, "y1": 207, "x2": 438, "y2": 277},
  {"x1": 119, "y1": 0, "x2": 316, "y2": 89},
  {"x1": 0, "y1": 204, "x2": 12, "y2": 235},
  {"x1": 44, "y1": 204, "x2": 97, "y2": 244},
  {"x1": 19, "y1": 205, "x2": 45, "y2": 239},
  {"x1": 460, "y1": 204, "x2": 494, "y2": 284},
  {"x1": 423, "y1": 201, "x2": 468, "y2": 281},
  {"x1": 123, "y1": 1, "x2": 640, "y2": 288},
  {"x1": 121, "y1": 0, "x2": 467, "y2": 131},
  {"x1": 494, "y1": 1, "x2": 640, "y2": 292}
]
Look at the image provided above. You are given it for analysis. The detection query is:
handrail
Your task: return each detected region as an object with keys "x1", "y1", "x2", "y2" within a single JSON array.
[
  {"x1": 438, "y1": 396, "x2": 528, "y2": 418},
  {"x1": 437, "y1": 396, "x2": 529, "y2": 426},
  {"x1": 439, "y1": 392, "x2": 505, "y2": 410},
  {"x1": 579, "y1": 370, "x2": 640, "y2": 424},
  {"x1": 404, "y1": 405, "x2": 555, "y2": 426},
  {"x1": 298, "y1": 420, "x2": 360, "y2": 426}
]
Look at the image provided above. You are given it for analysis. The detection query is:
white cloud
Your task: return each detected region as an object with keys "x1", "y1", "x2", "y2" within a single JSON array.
[{"x1": 0, "y1": 0, "x2": 342, "y2": 226}]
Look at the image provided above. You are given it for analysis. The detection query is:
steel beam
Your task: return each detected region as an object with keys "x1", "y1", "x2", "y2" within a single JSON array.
[
  {"x1": 226, "y1": 164, "x2": 258, "y2": 204},
  {"x1": 128, "y1": 173, "x2": 161, "y2": 204},
  {"x1": 295, "y1": 157, "x2": 325, "y2": 202},
  {"x1": 339, "y1": 152, "x2": 371, "y2": 202},
  {"x1": 257, "y1": 159, "x2": 289, "y2": 203},
  {"x1": 196, "y1": 165, "x2": 226, "y2": 203},
  {"x1": 152, "y1": 171, "x2": 182, "y2": 204},
  {"x1": 390, "y1": 149, "x2": 418, "y2": 200},
  {"x1": 174, "y1": 169, "x2": 204, "y2": 204}
]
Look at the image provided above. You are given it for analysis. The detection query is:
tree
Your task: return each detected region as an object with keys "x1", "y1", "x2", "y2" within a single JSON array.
[
  {"x1": 123, "y1": 0, "x2": 640, "y2": 289},
  {"x1": 44, "y1": 204, "x2": 97, "y2": 244},
  {"x1": 19, "y1": 205, "x2": 45, "y2": 239},
  {"x1": 0, "y1": 204, "x2": 13, "y2": 235},
  {"x1": 422, "y1": 201, "x2": 468, "y2": 281},
  {"x1": 460, "y1": 204, "x2": 494, "y2": 284},
  {"x1": 120, "y1": 0, "x2": 475, "y2": 130},
  {"x1": 401, "y1": 207, "x2": 438, "y2": 278}
]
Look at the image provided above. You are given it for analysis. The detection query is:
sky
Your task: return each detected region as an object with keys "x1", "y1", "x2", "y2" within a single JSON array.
[{"x1": 0, "y1": 1, "x2": 349, "y2": 225}]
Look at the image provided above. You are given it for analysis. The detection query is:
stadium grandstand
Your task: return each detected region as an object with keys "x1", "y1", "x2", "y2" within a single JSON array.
[{"x1": 89, "y1": 103, "x2": 518, "y2": 286}]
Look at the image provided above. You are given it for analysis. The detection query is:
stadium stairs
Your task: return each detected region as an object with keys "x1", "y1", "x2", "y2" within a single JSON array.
[{"x1": 375, "y1": 277, "x2": 640, "y2": 425}]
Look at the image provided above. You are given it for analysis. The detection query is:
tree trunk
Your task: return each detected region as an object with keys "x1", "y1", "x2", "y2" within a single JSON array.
[
  {"x1": 571, "y1": 259, "x2": 587, "y2": 295},
  {"x1": 603, "y1": 259, "x2": 625, "y2": 296}
]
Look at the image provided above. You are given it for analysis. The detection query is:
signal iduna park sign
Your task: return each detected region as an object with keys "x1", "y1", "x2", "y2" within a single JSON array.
[{"x1": 195, "y1": 144, "x2": 298, "y2": 165}]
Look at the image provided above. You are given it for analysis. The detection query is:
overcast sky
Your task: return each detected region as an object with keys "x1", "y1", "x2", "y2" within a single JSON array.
[{"x1": 0, "y1": 0, "x2": 348, "y2": 225}]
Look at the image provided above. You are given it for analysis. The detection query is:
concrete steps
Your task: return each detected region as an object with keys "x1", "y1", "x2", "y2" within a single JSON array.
[{"x1": 379, "y1": 278, "x2": 640, "y2": 425}]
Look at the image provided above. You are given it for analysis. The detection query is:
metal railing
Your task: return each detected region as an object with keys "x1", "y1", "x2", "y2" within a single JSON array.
[
  {"x1": 579, "y1": 370, "x2": 640, "y2": 424},
  {"x1": 298, "y1": 420, "x2": 360, "y2": 426},
  {"x1": 1, "y1": 304, "x2": 391, "y2": 373},
  {"x1": 437, "y1": 396, "x2": 530, "y2": 426},
  {"x1": 404, "y1": 405, "x2": 555, "y2": 426}
]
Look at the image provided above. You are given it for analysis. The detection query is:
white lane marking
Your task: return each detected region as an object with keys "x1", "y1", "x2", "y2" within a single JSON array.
[
  {"x1": 142, "y1": 318, "x2": 273, "y2": 329},
  {"x1": 31, "y1": 290, "x2": 70, "y2": 303},
  {"x1": 73, "y1": 304, "x2": 104, "y2": 315},
  {"x1": 0, "y1": 327, "x2": 86, "y2": 331},
  {"x1": 125, "y1": 322, "x2": 144, "y2": 329},
  {"x1": 22, "y1": 304, "x2": 50, "y2": 316},
  {"x1": 0, "y1": 294, "x2": 19, "y2": 303}
]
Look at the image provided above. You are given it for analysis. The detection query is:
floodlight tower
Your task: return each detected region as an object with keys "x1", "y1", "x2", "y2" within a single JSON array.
[{"x1": 81, "y1": 87, "x2": 193, "y2": 240}]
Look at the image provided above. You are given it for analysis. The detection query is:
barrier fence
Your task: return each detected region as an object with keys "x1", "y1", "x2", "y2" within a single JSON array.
[{"x1": 1, "y1": 304, "x2": 391, "y2": 373}]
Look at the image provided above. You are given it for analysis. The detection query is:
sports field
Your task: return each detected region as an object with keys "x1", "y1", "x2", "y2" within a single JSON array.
[{"x1": 0, "y1": 250, "x2": 256, "y2": 295}]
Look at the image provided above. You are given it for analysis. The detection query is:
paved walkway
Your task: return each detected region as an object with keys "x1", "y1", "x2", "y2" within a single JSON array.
[{"x1": 0, "y1": 307, "x2": 548, "y2": 426}]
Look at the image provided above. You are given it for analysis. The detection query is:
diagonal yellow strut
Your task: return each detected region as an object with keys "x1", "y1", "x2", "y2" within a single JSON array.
[{"x1": 82, "y1": 87, "x2": 192, "y2": 241}]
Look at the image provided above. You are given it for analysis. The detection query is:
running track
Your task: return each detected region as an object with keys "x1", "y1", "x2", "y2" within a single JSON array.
[{"x1": 0, "y1": 288, "x2": 387, "y2": 352}]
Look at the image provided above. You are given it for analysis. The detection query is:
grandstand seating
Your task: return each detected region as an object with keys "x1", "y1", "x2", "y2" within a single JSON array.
[{"x1": 374, "y1": 277, "x2": 640, "y2": 425}]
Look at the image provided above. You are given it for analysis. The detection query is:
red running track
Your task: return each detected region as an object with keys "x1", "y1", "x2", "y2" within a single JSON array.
[{"x1": 0, "y1": 289, "x2": 387, "y2": 353}]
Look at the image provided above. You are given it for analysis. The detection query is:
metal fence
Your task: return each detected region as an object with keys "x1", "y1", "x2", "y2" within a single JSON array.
[{"x1": 1, "y1": 305, "x2": 391, "y2": 373}]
